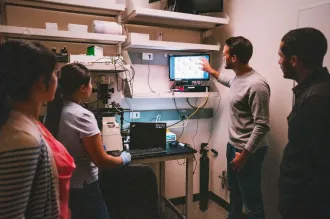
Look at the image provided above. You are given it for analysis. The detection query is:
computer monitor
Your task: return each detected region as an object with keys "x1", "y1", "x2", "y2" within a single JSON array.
[
  {"x1": 192, "y1": 0, "x2": 224, "y2": 13},
  {"x1": 169, "y1": 54, "x2": 210, "y2": 81},
  {"x1": 129, "y1": 122, "x2": 167, "y2": 150},
  {"x1": 150, "y1": 0, "x2": 224, "y2": 14}
]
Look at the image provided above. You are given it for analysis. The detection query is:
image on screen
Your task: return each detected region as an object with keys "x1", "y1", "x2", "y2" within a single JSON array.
[{"x1": 169, "y1": 54, "x2": 210, "y2": 81}]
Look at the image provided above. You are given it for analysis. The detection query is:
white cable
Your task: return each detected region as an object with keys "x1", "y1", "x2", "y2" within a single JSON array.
[{"x1": 156, "y1": 114, "x2": 161, "y2": 122}]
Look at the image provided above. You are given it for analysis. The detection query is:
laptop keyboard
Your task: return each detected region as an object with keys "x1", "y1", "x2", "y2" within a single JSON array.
[{"x1": 129, "y1": 147, "x2": 166, "y2": 157}]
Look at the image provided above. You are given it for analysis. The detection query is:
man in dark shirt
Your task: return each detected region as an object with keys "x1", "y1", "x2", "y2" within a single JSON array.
[{"x1": 278, "y1": 27, "x2": 330, "y2": 219}]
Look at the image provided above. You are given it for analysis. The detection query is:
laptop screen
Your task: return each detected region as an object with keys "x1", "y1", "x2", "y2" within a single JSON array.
[{"x1": 129, "y1": 122, "x2": 167, "y2": 150}]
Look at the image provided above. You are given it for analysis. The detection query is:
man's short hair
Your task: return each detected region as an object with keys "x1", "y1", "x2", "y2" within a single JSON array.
[
  {"x1": 281, "y1": 27, "x2": 327, "y2": 67},
  {"x1": 225, "y1": 36, "x2": 253, "y2": 64}
]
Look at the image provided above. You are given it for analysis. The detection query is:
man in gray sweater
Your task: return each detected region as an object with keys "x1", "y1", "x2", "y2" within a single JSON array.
[{"x1": 202, "y1": 36, "x2": 270, "y2": 219}]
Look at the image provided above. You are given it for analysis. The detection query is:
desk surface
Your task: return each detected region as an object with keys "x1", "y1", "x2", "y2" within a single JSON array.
[
  {"x1": 106, "y1": 146, "x2": 197, "y2": 164},
  {"x1": 132, "y1": 146, "x2": 197, "y2": 161}
]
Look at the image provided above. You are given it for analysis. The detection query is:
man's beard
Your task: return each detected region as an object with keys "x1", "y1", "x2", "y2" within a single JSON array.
[
  {"x1": 224, "y1": 59, "x2": 233, "y2": 69},
  {"x1": 281, "y1": 62, "x2": 296, "y2": 80}
]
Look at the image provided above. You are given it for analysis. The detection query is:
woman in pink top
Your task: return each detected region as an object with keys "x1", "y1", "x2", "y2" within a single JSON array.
[
  {"x1": 38, "y1": 122, "x2": 75, "y2": 219},
  {"x1": 0, "y1": 40, "x2": 74, "y2": 219}
]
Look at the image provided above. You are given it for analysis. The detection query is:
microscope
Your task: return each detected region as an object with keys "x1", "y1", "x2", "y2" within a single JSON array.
[
  {"x1": 92, "y1": 76, "x2": 115, "y2": 105},
  {"x1": 89, "y1": 75, "x2": 130, "y2": 152}
]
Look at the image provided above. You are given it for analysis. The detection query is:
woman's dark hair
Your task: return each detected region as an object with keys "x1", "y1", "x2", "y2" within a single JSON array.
[
  {"x1": 281, "y1": 27, "x2": 327, "y2": 68},
  {"x1": 44, "y1": 63, "x2": 90, "y2": 136},
  {"x1": 225, "y1": 36, "x2": 253, "y2": 64},
  {"x1": 0, "y1": 40, "x2": 56, "y2": 128}
]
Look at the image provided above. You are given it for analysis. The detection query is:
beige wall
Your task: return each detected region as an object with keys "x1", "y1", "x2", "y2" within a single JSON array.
[{"x1": 208, "y1": 0, "x2": 330, "y2": 218}]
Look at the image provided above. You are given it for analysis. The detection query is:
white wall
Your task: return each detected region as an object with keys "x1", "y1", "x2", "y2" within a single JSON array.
[
  {"x1": 298, "y1": 2, "x2": 330, "y2": 67},
  {"x1": 208, "y1": 0, "x2": 330, "y2": 218},
  {"x1": 118, "y1": 64, "x2": 218, "y2": 198}
]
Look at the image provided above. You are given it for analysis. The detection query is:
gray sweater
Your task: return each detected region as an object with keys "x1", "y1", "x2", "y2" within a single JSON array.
[{"x1": 217, "y1": 69, "x2": 270, "y2": 153}]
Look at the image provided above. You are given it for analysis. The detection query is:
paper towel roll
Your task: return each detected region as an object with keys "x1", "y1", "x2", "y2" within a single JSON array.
[{"x1": 93, "y1": 21, "x2": 122, "y2": 35}]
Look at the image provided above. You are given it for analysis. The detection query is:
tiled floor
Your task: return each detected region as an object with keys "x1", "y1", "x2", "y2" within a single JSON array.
[{"x1": 162, "y1": 200, "x2": 228, "y2": 219}]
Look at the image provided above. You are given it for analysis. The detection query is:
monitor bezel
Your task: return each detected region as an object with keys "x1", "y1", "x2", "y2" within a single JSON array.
[
  {"x1": 192, "y1": 0, "x2": 224, "y2": 13},
  {"x1": 168, "y1": 54, "x2": 211, "y2": 82}
]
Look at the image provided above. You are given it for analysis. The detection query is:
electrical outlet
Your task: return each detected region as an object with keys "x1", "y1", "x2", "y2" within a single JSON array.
[
  {"x1": 130, "y1": 112, "x2": 140, "y2": 119},
  {"x1": 180, "y1": 110, "x2": 188, "y2": 119},
  {"x1": 142, "y1": 53, "x2": 153, "y2": 60}
]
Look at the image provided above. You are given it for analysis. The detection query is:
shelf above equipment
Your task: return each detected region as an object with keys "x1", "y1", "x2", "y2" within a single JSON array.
[
  {"x1": 85, "y1": 63, "x2": 130, "y2": 73},
  {"x1": 123, "y1": 6, "x2": 229, "y2": 31},
  {"x1": 128, "y1": 92, "x2": 219, "y2": 99},
  {"x1": 4, "y1": 0, "x2": 125, "y2": 17},
  {"x1": 123, "y1": 33, "x2": 220, "y2": 52},
  {"x1": 0, "y1": 25, "x2": 127, "y2": 45}
]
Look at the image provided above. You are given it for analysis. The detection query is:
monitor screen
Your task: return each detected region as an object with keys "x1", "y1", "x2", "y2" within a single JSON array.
[
  {"x1": 192, "y1": 0, "x2": 223, "y2": 13},
  {"x1": 130, "y1": 122, "x2": 167, "y2": 150},
  {"x1": 169, "y1": 54, "x2": 210, "y2": 81}
]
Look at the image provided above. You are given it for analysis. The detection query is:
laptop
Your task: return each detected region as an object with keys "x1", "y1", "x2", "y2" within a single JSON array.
[{"x1": 128, "y1": 122, "x2": 167, "y2": 158}]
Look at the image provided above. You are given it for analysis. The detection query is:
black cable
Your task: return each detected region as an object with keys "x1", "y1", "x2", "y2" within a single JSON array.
[
  {"x1": 115, "y1": 72, "x2": 125, "y2": 81},
  {"x1": 173, "y1": 98, "x2": 182, "y2": 119},
  {"x1": 147, "y1": 59, "x2": 156, "y2": 93},
  {"x1": 207, "y1": 96, "x2": 221, "y2": 144},
  {"x1": 114, "y1": 58, "x2": 117, "y2": 74},
  {"x1": 176, "y1": 131, "x2": 186, "y2": 166},
  {"x1": 118, "y1": 64, "x2": 135, "y2": 96},
  {"x1": 170, "y1": 81, "x2": 177, "y2": 90},
  {"x1": 114, "y1": 58, "x2": 135, "y2": 97},
  {"x1": 129, "y1": 65, "x2": 135, "y2": 96},
  {"x1": 177, "y1": 126, "x2": 184, "y2": 141},
  {"x1": 169, "y1": 94, "x2": 186, "y2": 128},
  {"x1": 167, "y1": 119, "x2": 184, "y2": 128},
  {"x1": 187, "y1": 97, "x2": 208, "y2": 109},
  {"x1": 113, "y1": 60, "x2": 126, "y2": 84},
  {"x1": 192, "y1": 99, "x2": 199, "y2": 149},
  {"x1": 129, "y1": 65, "x2": 136, "y2": 82},
  {"x1": 114, "y1": 61, "x2": 124, "y2": 91},
  {"x1": 114, "y1": 62, "x2": 120, "y2": 92},
  {"x1": 124, "y1": 70, "x2": 130, "y2": 93},
  {"x1": 117, "y1": 62, "x2": 135, "y2": 83},
  {"x1": 115, "y1": 73, "x2": 120, "y2": 92},
  {"x1": 168, "y1": 97, "x2": 186, "y2": 128},
  {"x1": 177, "y1": 159, "x2": 185, "y2": 165},
  {"x1": 176, "y1": 126, "x2": 186, "y2": 166},
  {"x1": 124, "y1": 70, "x2": 129, "y2": 81},
  {"x1": 117, "y1": 59, "x2": 136, "y2": 82},
  {"x1": 193, "y1": 155, "x2": 198, "y2": 176}
]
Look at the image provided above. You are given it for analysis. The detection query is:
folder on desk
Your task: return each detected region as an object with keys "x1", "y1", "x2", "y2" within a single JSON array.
[{"x1": 129, "y1": 122, "x2": 167, "y2": 158}]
